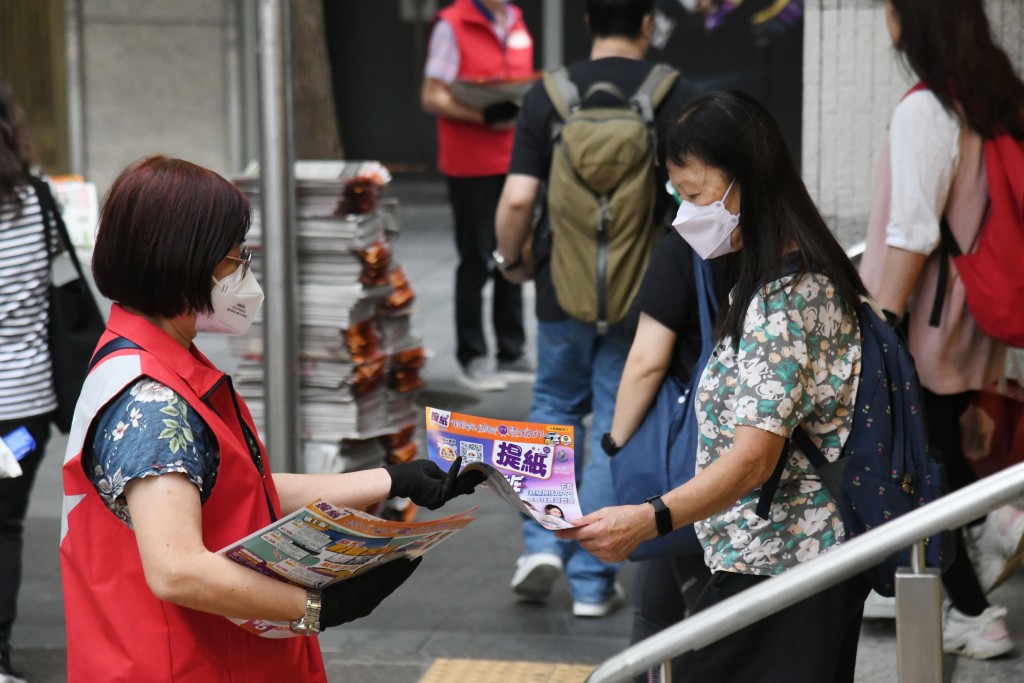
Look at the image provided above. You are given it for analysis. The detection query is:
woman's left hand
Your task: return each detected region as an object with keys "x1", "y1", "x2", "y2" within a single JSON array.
[{"x1": 555, "y1": 504, "x2": 658, "y2": 563}]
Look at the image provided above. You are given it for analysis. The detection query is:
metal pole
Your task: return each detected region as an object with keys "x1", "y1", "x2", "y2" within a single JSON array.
[
  {"x1": 542, "y1": 0, "x2": 564, "y2": 71},
  {"x1": 896, "y1": 541, "x2": 943, "y2": 682},
  {"x1": 256, "y1": 0, "x2": 300, "y2": 473},
  {"x1": 225, "y1": 0, "x2": 244, "y2": 174},
  {"x1": 64, "y1": 0, "x2": 86, "y2": 175}
]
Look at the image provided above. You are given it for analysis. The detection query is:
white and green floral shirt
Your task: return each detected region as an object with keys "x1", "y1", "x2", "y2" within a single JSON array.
[{"x1": 693, "y1": 271, "x2": 862, "y2": 576}]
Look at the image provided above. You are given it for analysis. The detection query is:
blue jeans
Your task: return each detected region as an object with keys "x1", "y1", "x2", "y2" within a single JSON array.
[{"x1": 521, "y1": 318, "x2": 629, "y2": 604}]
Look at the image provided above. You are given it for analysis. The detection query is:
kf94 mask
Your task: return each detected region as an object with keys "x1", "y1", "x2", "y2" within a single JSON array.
[
  {"x1": 195, "y1": 264, "x2": 264, "y2": 336},
  {"x1": 672, "y1": 180, "x2": 741, "y2": 260}
]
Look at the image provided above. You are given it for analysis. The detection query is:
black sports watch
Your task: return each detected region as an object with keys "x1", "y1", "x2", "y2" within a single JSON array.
[
  {"x1": 645, "y1": 495, "x2": 673, "y2": 536},
  {"x1": 601, "y1": 432, "x2": 621, "y2": 456}
]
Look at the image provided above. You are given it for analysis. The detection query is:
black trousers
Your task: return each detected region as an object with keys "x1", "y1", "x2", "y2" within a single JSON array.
[
  {"x1": 674, "y1": 571, "x2": 870, "y2": 683},
  {"x1": 0, "y1": 414, "x2": 51, "y2": 655},
  {"x1": 923, "y1": 388, "x2": 990, "y2": 617},
  {"x1": 445, "y1": 174, "x2": 524, "y2": 366},
  {"x1": 631, "y1": 554, "x2": 711, "y2": 683}
]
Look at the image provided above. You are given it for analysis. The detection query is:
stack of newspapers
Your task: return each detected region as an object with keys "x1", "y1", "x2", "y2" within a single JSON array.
[{"x1": 230, "y1": 162, "x2": 425, "y2": 488}]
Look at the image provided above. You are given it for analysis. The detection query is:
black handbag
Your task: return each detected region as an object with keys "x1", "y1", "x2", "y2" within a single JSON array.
[{"x1": 31, "y1": 178, "x2": 106, "y2": 433}]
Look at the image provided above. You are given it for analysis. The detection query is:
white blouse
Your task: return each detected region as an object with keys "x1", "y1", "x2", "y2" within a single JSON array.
[{"x1": 885, "y1": 89, "x2": 962, "y2": 255}]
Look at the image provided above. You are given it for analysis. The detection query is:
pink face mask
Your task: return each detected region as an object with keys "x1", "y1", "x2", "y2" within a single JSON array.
[{"x1": 671, "y1": 180, "x2": 740, "y2": 260}]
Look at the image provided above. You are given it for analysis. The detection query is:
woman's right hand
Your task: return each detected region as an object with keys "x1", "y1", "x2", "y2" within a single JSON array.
[
  {"x1": 555, "y1": 504, "x2": 659, "y2": 563},
  {"x1": 320, "y1": 557, "x2": 422, "y2": 629}
]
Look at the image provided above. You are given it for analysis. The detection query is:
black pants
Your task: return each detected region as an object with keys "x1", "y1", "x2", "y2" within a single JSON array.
[
  {"x1": 631, "y1": 555, "x2": 711, "y2": 683},
  {"x1": 0, "y1": 414, "x2": 51, "y2": 656},
  {"x1": 923, "y1": 389, "x2": 990, "y2": 617},
  {"x1": 674, "y1": 572, "x2": 870, "y2": 683},
  {"x1": 446, "y1": 174, "x2": 524, "y2": 367}
]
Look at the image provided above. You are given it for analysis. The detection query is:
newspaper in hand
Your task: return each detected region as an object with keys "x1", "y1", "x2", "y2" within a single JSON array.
[
  {"x1": 218, "y1": 499, "x2": 476, "y2": 638},
  {"x1": 425, "y1": 407, "x2": 583, "y2": 530}
]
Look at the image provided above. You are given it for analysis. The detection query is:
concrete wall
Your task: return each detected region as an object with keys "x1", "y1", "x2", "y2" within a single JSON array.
[
  {"x1": 802, "y1": 0, "x2": 1024, "y2": 247},
  {"x1": 80, "y1": 0, "x2": 238, "y2": 193}
]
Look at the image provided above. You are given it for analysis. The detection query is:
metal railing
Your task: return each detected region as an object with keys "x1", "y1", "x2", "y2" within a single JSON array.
[{"x1": 587, "y1": 461, "x2": 1024, "y2": 683}]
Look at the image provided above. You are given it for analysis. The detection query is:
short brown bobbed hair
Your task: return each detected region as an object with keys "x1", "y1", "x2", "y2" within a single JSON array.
[{"x1": 92, "y1": 155, "x2": 251, "y2": 318}]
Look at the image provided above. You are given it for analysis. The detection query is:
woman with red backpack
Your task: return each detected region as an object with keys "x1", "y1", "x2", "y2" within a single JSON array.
[{"x1": 860, "y1": 0, "x2": 1024, "y2": 660}]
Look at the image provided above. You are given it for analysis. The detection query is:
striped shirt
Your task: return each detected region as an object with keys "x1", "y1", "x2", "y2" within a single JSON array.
[{"x1": 0, "y1": 183, "x2": 57, "y2": 420}]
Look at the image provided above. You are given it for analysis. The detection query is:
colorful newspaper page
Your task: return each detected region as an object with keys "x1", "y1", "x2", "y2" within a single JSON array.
[
  {"x1": 425, "y1": 407, "x2": 582, "y2": 530},
  {"x1": 218, "y1": 499, "x2": 476, "y2": 638}
]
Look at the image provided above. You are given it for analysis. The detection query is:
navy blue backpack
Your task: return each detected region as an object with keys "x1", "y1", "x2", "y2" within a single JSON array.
[
  {"x1": 756, "y1": 266, "x2": 953, "y2": 597},
  {"x1": 610, "y1": 249, "x2": 717, "y2": 559}
]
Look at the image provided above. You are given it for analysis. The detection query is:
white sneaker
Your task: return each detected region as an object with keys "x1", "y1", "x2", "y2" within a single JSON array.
[
  {"x1": 861, "y1": 589, "x2": 896, "y2": 620},
  {"x1": 510, "y1": 553, "x2": 563, "y2": 601},
  {"x1": 573, "y1": 582, "x2": 626, "y2": 618},
  {"x1": 969, "y1": 505, "x2": 1024, "y2": 593},
  {"x1": 455, "y1": 358, "x2": 508, "y2": 392},
  {"x1": 497, "y1": 356, "x2": 536, "y2": 383},
  {"x1": 942, "y1": 605, "x2": 1014, "y2": 659}
]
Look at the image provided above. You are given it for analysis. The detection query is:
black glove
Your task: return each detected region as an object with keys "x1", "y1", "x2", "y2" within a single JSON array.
[
  {"x1": 384, "y1": 456, "x2": 487, "y2": 510},
  {"x1": 320, "y1": 557, "x2": 422, "y2": 629},
  {"x1": 483, "y1": 101, "x2": 520, "y2": 126}
]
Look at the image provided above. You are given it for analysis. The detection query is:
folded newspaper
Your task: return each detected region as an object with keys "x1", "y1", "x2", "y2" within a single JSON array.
[
  {"x1": 425, "y1": 407, "x2": 583, "y2": 530},
  {"x1": 449, "y1": 76, "x2": 538, "y2": 111},
  {"x1": 218, "y1": 499, "x2": 477, "y2": 638}
]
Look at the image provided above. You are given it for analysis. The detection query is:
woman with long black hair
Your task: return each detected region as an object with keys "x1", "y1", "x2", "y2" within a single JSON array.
[
  {"x1": 0, "y1": 80, "x2": 57, "y2": 683},
  {"x1": 559, "y1": 89, "x2": 869, "y2": 682},
  {"x1": 860, "y1": 0, "x2": 1024, "y2": 660}
]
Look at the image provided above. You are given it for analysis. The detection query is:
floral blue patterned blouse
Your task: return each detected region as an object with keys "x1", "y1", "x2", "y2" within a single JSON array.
[
  {"x1": 693, "y1": 271, "x2": 862, "y2": 576},
  {"x1": 86, "y1": 378, "x2": 219, "y2": 528}
]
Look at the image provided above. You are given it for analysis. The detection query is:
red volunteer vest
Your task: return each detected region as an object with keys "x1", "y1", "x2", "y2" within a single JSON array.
[
  {"x1": 435, "y1": 0, "x2": 534, "y2": 177},
  {"x1": 60, "y1": 305, "x2": 326, "y2": 683}
]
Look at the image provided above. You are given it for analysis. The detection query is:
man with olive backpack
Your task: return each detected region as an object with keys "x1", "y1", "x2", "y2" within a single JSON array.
[{"x1": 494, "y1": 0, "x2": 697, "y2": 617}]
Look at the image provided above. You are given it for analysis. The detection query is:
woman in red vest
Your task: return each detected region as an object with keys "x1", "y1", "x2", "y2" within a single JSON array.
[{"x1": 60, "y1": 156, "x2": 482, "y2": 682}]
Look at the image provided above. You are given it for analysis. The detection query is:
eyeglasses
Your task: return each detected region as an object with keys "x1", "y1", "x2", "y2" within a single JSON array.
[{"x1": 225, "y1": 245, "x2": 253, "y2": 278}]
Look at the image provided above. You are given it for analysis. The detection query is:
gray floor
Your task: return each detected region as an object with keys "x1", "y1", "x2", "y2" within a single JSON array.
[{"x1": 12, "y1": 179, "x2": 1024, "y2": 682}]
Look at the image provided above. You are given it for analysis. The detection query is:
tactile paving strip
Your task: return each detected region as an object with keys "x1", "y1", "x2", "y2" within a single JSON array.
[{"x1": 420, "y1": 658, "x2": 595, "y2": 683}]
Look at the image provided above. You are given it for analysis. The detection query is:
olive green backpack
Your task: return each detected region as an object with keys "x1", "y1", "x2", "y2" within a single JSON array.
[{"x1": 543, "y1": 63, "x2": 679, "y2": 333}]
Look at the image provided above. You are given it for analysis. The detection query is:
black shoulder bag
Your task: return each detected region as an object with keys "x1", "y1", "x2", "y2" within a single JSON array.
[{"x1": 31, "y1": 178, "x2": 106, "y2": 433}]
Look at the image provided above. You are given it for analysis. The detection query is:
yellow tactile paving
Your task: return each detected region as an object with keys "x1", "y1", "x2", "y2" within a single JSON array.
[{"x1": 420, "y1": 658, "x2": 595, "y2": 683}]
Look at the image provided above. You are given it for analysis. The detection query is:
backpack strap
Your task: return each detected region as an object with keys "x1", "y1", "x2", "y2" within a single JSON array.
[
  {"x1": 542, "y1": 67, "x2": 580, "y2": 123},
  {"x1": 579, "y1": 82, "x2": 629, "y2": 108},
  {"x1": 928, "y1": 217, "x2": 963, "y2": 328},
  {"x1": 631, "y1": 63, "x2": 680, "y2": 126},
  {"x1": 88, "y1": 337, "x2": 142, "y2": 372}
]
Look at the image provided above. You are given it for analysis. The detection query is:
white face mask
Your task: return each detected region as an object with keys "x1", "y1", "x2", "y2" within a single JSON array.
[
  {"x1": 672, "y1": 180, "x2": 741, "y2": 260},
  {"x1": 195, "y1": 264, "x2": 264, "y2": 336}
]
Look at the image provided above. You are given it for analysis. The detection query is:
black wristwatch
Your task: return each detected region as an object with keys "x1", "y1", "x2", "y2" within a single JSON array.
[
  {"x1": 601, "y1": 432, "x2": 621, "y2": 456},
  {"x1": 646, "y1": 495, "x2": 673, "y2": 536}
]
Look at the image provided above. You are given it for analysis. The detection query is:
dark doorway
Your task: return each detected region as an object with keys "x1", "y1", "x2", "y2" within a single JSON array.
[{"x1": 322, "y1": 1, "x2": 802, "y2": 174}]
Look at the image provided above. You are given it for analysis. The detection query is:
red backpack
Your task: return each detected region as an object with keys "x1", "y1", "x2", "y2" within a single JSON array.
[{"x1": 919, "y1": 83, "x2": 1024, "y2": 347}]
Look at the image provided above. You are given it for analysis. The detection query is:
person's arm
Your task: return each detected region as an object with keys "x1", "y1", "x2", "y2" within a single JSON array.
[
  {"x1": 557, "y1": 425, "x2": 784, "y2": 562},
  {"x1": 871, "y1": 92, "x2": 959, "y2": 314},
  {"x1": 126, "y1": 473, "x2": 307, "y2": 621},
  {"x1": 608, "y1": 313, "x2": 676, "y2": 446},
  {"x1": 272, "y1": 469, "x2": 393, "y2": 516},
  {"x1": 420, "y1": 78, "x2": 484, "y2": 124},
  {"x1": 494, "y1": 173, "x2": 540, "y2": 285},
  {"x1": 871, "y1": 247, "x2": 928, "y2": 317}
]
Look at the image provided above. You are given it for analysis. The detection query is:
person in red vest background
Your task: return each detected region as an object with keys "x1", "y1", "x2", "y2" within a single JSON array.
[
  {"x1": 421, "y1": 0, "x2": 535, "y2": 392},
  {"x1": 59, "y1": 156, "x2": 483, "y2": 682}
]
